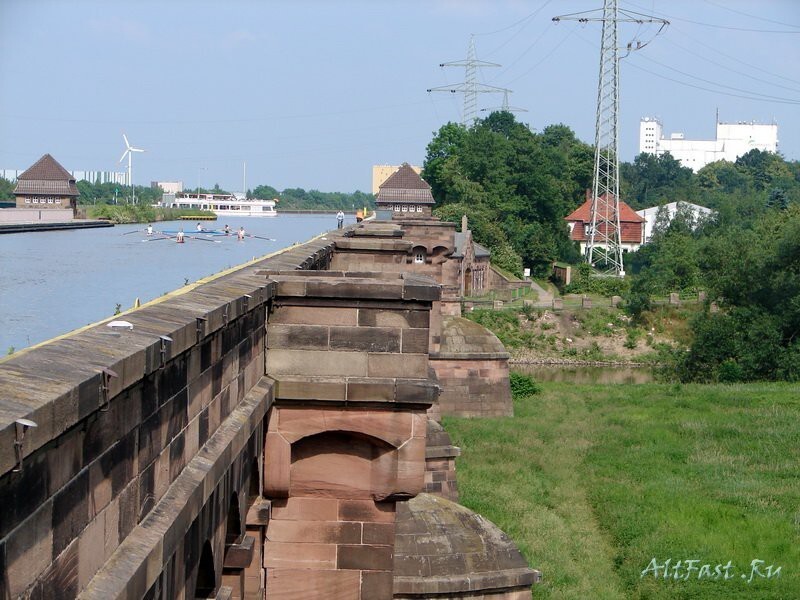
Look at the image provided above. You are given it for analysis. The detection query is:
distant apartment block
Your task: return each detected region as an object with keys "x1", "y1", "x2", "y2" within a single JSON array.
[
  {"x1": 372, "y1": 164, "x2": 422, "y2": 194},
  {"x1": 152, "y1": 180, "x2": 184, "y2": 194},
  {"x1": 1, "y1": 168, "x2": 126, "y2": 185},
  {"x1": 639, "y1": 117, "x2": 779, "y2": 171}
]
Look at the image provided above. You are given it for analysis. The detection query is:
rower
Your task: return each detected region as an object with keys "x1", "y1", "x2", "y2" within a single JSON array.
[
  {"x1": 237, "y1": 226, "x2": 245, "y2": 241},
  {"x1": 224, "y1": 224, "x2": 231, "y2": 235},
  {"x1": 196, "y1": 222, "x2": 204, "y2": 232},
  {"x1": 176, "y1": 229, "x2": 185, "y2": 243},
  {"x1": 147, "y1": 223, "x2": 153, "y2": 236}
]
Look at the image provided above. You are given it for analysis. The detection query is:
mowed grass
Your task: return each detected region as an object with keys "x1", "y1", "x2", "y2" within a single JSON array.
[{"x1": 443, "y1": 381, "x2": 800, "y2": 599}]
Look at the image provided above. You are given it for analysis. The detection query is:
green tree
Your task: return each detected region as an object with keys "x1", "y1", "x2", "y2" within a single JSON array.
[
  {"x1": 423, "y1": 113, "x2": 591, "y2": 277},
  {"x1": 620, "y1": 152, "x2": 695, "y2": 209},
  {"x1": 676, "y1": 205, "x2": 800, "y2": 381},
  {"x1": 0, "y1": 176, "x2": 14, "y2": 200}
]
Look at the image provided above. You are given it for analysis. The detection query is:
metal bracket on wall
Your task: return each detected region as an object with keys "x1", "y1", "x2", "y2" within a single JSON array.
[
  {"x1": 223, "y1": 303, "x2": 230, "y2": 326},
  {"x1": 243, "y1": 294, "x2": 252, "y2": 312},
  {"x1": 196, "y1": 316, "x2": 208, "y2": 343},
  {"x1": 99, "y1": 367, "x2": 119, "y2": 412},
  {"x1": 159, "y1": 335, "x2": 173, "y2": 369},
  {"x1": 12, "y1": 418, "x2": 37, "y2": 472}
]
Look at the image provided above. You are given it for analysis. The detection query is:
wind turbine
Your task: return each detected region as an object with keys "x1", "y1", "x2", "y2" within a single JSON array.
[{"x1": 119, "y1": 134, "x2": 145, "y2": 204}]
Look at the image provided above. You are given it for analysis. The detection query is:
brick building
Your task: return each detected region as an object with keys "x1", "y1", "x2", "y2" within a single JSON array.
[
  {"x1": 375, "y1": 163, "x2": 436, "y2": 218},
  {"x1": 14, "y1": 154, "x2": 79, "y2": 212},
  {"x1": 564, "y1": 190, "x2": 645, "y2": 254}
]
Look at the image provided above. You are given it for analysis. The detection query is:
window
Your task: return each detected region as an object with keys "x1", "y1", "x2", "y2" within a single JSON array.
[
  {"x1": 394, "y1": 204, "x2": 401, "y2": 212},
  {"x1": 414, "y1": 251, "x2": 425, "y2": 264},
  {"x1": 401, "y1": 205, "x2": 408, "y2": 212},
  {"x1": 416, "y1": 205, "x2": 423, "y2": 212}
]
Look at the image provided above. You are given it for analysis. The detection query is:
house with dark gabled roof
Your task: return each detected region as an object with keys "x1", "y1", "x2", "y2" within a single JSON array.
[
  {"x1": 375, "y1": 163, "x2": 436, "y2": 217},
  {"x1": 14, "y1": 154, "x2": 79, "y2": 212}
]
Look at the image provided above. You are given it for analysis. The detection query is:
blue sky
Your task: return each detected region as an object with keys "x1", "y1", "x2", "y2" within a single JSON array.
[{"x1": 1, "y1": 0, "x2": 798, "y2": 193}]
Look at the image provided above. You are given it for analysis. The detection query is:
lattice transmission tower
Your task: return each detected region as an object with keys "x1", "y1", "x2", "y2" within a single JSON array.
[
  {"x1": 480, "y1": 90, "x2": 528, "y2": 115},
  {"x1": 428, "y1": 35, "x2": 508, "y2": 127},
  {"x1": 554, "y1": 1, "x2": 668, "y2": 276}
]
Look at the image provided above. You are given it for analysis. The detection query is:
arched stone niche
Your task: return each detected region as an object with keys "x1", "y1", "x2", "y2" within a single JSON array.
[{"x1": 264, "y1": 405, "x2": 427, "y2": 501}]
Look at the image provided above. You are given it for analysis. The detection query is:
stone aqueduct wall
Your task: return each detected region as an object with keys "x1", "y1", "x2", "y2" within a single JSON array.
[
  {"x1": 0, "y1": 239, "x2": 334, "y2": 599},
  {"x1": 0, "y1": 226, "x2": 533, "y2": 599}
]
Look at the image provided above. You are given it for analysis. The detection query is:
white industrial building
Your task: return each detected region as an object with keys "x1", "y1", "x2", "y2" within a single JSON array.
[
  {"x1": 639, "y1": 117, "x2": 778, "y2": 171},
  {"x1": 1, "y1": 168, "x2": 126, "y2": 185},
  {"x1": 151, "y1": 180, "x2": 184, "y2": 194},
  {"x1": 636, "y1": 201, "x2": 714, "y2": 243}
]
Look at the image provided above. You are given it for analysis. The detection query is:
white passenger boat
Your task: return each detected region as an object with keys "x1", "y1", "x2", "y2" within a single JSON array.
[{"x1": 162, "y1": 192, "x2": 277, "y2": 217}]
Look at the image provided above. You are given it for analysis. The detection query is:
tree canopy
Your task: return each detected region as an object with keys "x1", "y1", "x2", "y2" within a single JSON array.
[{"x1": 423, "y1": 113, "x2": 592, "y2": 276}]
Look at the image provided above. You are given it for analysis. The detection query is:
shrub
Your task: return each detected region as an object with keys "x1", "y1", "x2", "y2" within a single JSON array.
[{"x1": 509, "y1": 372, "x2": 541, "y2": 397}]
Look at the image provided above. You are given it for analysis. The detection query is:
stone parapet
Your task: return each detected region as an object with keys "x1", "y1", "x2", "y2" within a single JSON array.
[
  {"x1": 78, "y1": 378, "x2": 272, "y2": 600},
  {"x1": 0, "y1": 236, "x2": 337, "y2": 599}
]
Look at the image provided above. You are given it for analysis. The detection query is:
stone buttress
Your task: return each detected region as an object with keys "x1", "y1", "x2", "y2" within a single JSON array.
[{"x1": 259, "y1": 271, "x2": 440, "y2": 599}]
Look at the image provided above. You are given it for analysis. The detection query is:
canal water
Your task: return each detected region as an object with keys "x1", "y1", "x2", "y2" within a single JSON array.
[{"x1": 0, "y1": 213, "x2": 351, "y2": 352}]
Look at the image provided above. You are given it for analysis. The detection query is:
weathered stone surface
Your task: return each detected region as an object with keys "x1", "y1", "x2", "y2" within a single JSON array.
[
  {"x1": 267, "y1": 349, "x2": 368, "y2": 377},
  {"x1": 5, "y1": 500, "x2": 53, "y2": 597},
  {"x1": 393, "y1": 493, "x2": 539, "y2": 596},
  {"x1": 267, "y1": 324, "x2": 329, "y2": 350},
  {"x1": 367, "y1": 353, "x2": 427, "y2": 379},
  {"x1": 223, "y1": 534, "x2": 254, "y2": 569},
  {"x1": 265, "y1": 568, "x2": 361, "y2": 600},
  {"x1": 329, "y1": 326, "x2": 401, "y2": 353},
  {"x1": 337, "y1": 544, "x2": 393, "y2": 571},
  {"x1": 263, "y1": 541, "x2": 336, "y2": 569}
]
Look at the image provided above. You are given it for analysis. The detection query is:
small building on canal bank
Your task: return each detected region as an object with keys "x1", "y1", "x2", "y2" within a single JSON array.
[{"x1": 14, "y1": 153, "x2": 79, "y2": 212}]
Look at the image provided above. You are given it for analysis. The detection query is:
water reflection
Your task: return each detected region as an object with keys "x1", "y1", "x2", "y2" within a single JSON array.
[{"x1": 512, "y1": 364, "x2": 655, "y2": 384}]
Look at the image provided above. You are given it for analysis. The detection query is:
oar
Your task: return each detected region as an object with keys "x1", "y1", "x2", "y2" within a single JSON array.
[
  {"x1": 141, "y1": 235, "x2": 174, "y2": 242},
  {"x1": 185, "y1": 234, "x2": 222, "y2": 243},
  {"x1": 123, "y1": 229, "x2": 145, "y2": 236},
  {"x1": 245, "y1": 234, "x2": 276, "y2": 242}
]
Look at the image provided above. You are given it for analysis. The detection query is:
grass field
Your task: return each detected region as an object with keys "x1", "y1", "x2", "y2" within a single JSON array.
[{"x1": 443, "y1": 381, "x2": 800, "y2": 599}]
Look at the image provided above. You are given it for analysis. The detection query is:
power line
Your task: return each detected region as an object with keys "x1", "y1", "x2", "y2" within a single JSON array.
[
  {"x1": 621, "y1": 0, "x2": 800, "y2": 33},
  {"x1": 632, "y1": 52, "x2": 800, "y2": 103},
  {"x1": 0, "y1": 100, "x2": 434, "y2": 126},
  {"x1": 573, "y1": 31, "x2": 800, "y2": 106},
  {"x1": 479, "y1": 0, "x2": 556, "y2": 58},
  {"x1": 489, "y1": 23, "x2": 554, "y2": 82},
  {"x1": 626, "y1": 60, "x2": 800, "y2": 105},
  {"x1": 669, "y1": 25, "x2": 800, "y2": 87},
  {"x1": 700, "y1": 0, "x2": 800, "y2": 30},
  {"x1": 505, "y1": 27, "x2": 576, "y2": 86},
  {"x1": 659, "y1": 36, "x2": 800, "y2": 95},
  {"x1": 473, "y1": 6, "x2": 544, "y2": 36}
]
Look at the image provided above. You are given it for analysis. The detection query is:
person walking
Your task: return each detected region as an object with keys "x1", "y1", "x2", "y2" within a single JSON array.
[{"x1": 336, "y1": 210, "x2": 344, "y2": 229}]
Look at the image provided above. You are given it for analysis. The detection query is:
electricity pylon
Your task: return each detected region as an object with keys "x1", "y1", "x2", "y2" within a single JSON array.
[
  {"x1": 428, "y1": 35, "x2": 506, "y2": 127},
  {"x1": 480, "y1": 90, "x2": 528, "y2": 115},
  {"x1": 554, "y1": 1, "x2": 668, "y2": 276}
]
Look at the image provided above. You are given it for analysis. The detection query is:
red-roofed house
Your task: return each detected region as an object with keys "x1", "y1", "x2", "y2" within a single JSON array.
[
  {"x1": 14, "y1": 154, "x2": 79, "y2": 212},
  {"x1": 564, "y1": 190, "x2": 645, "y2": 254}
]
